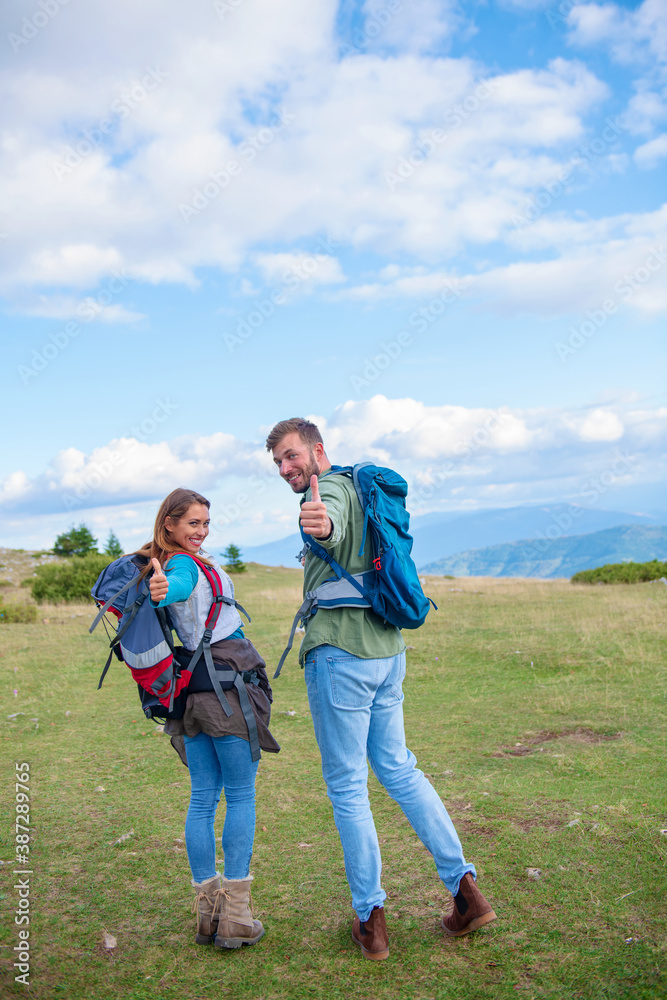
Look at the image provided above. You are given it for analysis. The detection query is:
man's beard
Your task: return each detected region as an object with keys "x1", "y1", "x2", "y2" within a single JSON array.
[{"x1": 293, "y1": 452, "x2": 320, "y2": 493}]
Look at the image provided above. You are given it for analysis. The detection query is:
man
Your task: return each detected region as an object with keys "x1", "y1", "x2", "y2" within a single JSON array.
[{"x1": 267, "y1": 417, "x2": 496, "y2": 960}]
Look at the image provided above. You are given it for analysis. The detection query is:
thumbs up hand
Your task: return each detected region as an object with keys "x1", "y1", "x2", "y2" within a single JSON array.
[
  {"x1": 300, "y1": 475, "x2": 333, "y2": 539},
  {"x1": 149, "y1": 557, "x2": 169, "y2": 602}
]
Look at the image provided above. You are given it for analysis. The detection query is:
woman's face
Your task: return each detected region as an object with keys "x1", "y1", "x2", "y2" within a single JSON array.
[{"x1": 165, "y1": 502, "x2": 210, "y2": 554}]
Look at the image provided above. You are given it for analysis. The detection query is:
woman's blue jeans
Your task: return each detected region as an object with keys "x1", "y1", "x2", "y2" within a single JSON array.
[
  {"x1": 182, "y1": 733, "x2": 259, "y2": 882},
  {"x1": 304, "y1": 645, "x2": 475, "y2": 922}
]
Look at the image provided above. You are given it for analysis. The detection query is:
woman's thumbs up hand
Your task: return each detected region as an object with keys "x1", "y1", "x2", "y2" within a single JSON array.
[
  {"x1": 149, "y1": 557, "x2": 169, "y2": 602},
  {"x1": 300, "y1": 475, "x2": 333, "y2": 539}
]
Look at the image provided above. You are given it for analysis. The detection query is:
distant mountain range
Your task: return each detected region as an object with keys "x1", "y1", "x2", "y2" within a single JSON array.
[
  {"x1": 420, "y1": 525, "x2": 667, "y2": 579},
  {"x1": 409, "y1": 504, "x2": 659, "y2": 568},
  {"x1": 228, "y1": 503, "x2": 663, "y2": 573}
]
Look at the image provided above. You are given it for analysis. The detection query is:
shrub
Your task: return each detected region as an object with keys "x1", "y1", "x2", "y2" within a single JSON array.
[
  {"x1": 53, "y1": 523, "x2": 98, "y2": 558},
  {"x1": 30, "y1": 553, "x2": 113, "y2": 604},
  {"x1": 0, "y1": 579, "x2": 13, "y2": 588},
  {"x1": 0, "y1": 602, "x2": 38, "y2": 624},
  {"x1": 571, "y1": 559, "x2": 667, "y2": 585}
]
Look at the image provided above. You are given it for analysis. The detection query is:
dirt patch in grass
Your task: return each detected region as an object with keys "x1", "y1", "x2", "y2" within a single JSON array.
[
  {"x1": 514, "y1": 814, "x2": 568, "y2": 833},
  {"x1": 492, "y1": 727, "x2": 624, "y2": 757},
  {"x1": 455, "y1": 818, "x2": 497, "y2": 840}
]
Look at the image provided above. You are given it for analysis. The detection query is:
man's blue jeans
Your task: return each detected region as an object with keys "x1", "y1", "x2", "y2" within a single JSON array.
[
  {"x1": 304, "y1": 645, "x2": 475, "y2": 922},
  {"x1": 183, "y1": 733, "x2": 259, "y2": 882}
]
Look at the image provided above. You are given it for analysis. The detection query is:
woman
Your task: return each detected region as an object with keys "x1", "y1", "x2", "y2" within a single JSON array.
[{"x1": 139, "y1": 487, "x2": 279, "y2": 949}]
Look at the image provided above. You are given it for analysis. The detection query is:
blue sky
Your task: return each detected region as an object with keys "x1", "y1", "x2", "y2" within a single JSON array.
[{"x1": 1, "y1": 0, "x2": 665, "y2": 553}]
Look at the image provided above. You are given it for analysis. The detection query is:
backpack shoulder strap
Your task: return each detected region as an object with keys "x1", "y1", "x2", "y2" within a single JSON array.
[
  {"x1": 351, "y1": 462, "x2": 376, "y2": 557},
  {"x1": 351, "y1": 461, "x2": 374, "y2": 508},
  {"x1": 188, "y1": 554, "x2": 251, "y2": 624}
]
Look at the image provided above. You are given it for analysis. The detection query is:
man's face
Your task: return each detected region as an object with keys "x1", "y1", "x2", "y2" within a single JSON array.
[{"x1": 272, "y1": 432, "x2": 322, "y2": 494}]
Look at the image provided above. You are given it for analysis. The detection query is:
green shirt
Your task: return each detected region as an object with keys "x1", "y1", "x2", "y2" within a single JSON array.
[{"x1": 298, "y1": 469, "x2": 406, "y2": 664}]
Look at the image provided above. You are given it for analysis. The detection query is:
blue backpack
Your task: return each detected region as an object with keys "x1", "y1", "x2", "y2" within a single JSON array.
[
  {"x1": 89, "y1": 553, "x2": 261, "y2": 760},
  {"x1": 274, "y1": 462, "x2": 436, "y2": 676}
]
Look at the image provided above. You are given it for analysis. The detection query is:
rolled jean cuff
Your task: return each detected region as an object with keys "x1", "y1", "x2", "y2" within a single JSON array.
[{"x1": 449, "y1": 865, "x2": 477, "y2": 898}]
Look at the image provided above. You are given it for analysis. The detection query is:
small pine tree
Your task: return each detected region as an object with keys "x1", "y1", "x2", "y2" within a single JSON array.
[
  {"x1": 53, "y1": 523, "x2": 98, "y2": 558},
  {"x1": 223, "y1": 543, "x2": 246, "y2": 573},
  {"x1": 104, "y1": 530, "x2": 124, "y2": 559}
]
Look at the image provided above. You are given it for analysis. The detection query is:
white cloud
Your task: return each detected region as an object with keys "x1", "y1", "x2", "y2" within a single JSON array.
[
  {"x1": 0, "y1": 470, "x2": 30, "y2": 504},
  {"x1": 0, "y1": 431, "x2": 270, "y2": 515},
  {"x1": 475, "y1": 237, "x2": 667, "y2": 317},
  {"x1": 0, "y1": 0, "x2": 616, "y2": 308},
  {"x1": 359, "y1": 0, "x2": 467, "y2": 55},
  {"x1": 0, "y1": 0, "x2": 663, "y2": 337},
  {"x1": 254, "y1": 252, "x2": 346, "y2": 289},
  {"x1": 318, "y1": 394, "x2": 653, "y2": 463},
  {"x1": 341, "y1": 205, "x2": 667, "y2": 316},
  {"x1": 625, "y1": 86, "x2": 667, "y2": 137},
  {"x1": 578, "y1": 408, "x2": 625, "y2": 441},
  {"x1": 567, "y1": 0, "x2": 667, "y2": 67},
  {"x1": 634, "y1": 132, "x2": 667, "y2": 168},
  {"x1": 24, "y1": 244, "x2": 124, "y2": 288},
  {"x1": 16, "y1": 295, "x2": 144, "y2": 323},
  {"x1": 340, "y1": 267, "x2": 466, "y2": 301},
  {"x1": 567, "y1": 1, "x2": 667, "y2": 142}
]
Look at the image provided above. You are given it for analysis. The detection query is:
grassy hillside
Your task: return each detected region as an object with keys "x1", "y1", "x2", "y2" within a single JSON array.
[
  {"x1": 0, "y1": 557, "x2": 666, "y2": 999},
  {"x1": 421, "y1": 524, "x2": 667, "y2": 579}
]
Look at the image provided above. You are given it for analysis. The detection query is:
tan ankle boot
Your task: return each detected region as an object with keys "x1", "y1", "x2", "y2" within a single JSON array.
[
  {"x1": 191, "y1": 874, "x2": 223, "y2": 945},
  {"x1": 214, "y1": 875, "x2": 265, "y2": 949}
]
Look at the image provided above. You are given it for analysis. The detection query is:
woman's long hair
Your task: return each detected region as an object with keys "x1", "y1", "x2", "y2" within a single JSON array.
[{"x1": 135, "y1": 487, "x2": 212, "y2": 578}]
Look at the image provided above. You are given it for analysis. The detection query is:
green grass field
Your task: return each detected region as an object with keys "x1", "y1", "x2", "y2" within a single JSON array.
[{"x1": 1, "y1": 558, "x2": 666, "y2": 999}]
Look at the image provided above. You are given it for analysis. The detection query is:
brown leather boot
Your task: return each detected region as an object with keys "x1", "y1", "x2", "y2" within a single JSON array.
[
  {"x1": 214, "y1": 876, "x2": 265, "y2": 949},
  {"x1": 191, "y1": 875, "x2": 223, "y2": 945},
  {"x1": 351, "y1": 906, "x2": 390, "y2": 960},
  {"x1": 441, "y1": 873, "x2": 497, "y2": 936}
]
